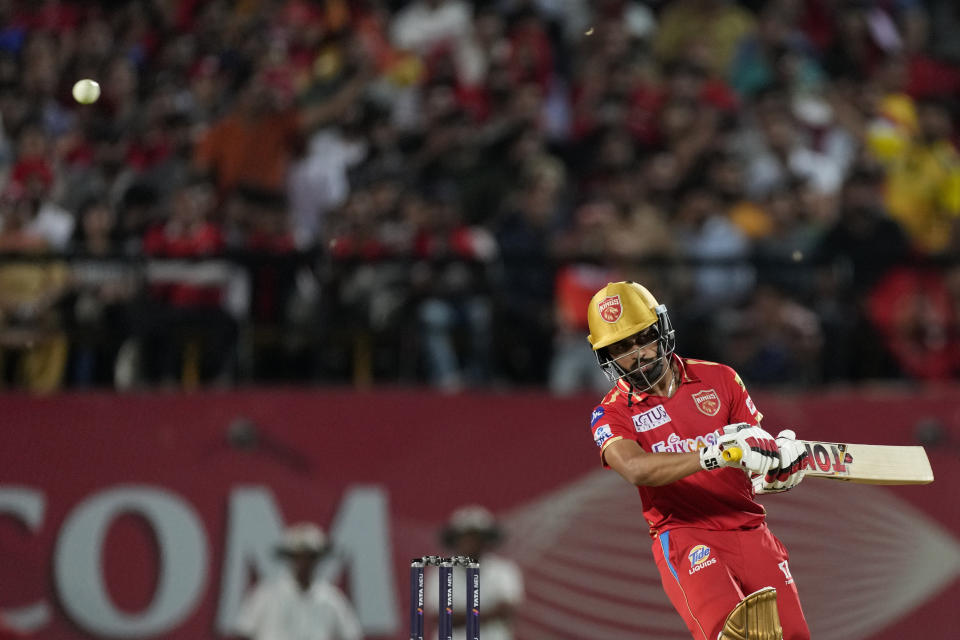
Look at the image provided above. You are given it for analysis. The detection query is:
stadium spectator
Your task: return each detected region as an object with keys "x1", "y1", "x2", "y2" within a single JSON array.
[
  {"x1": 814, "y1": 164, "x2": 912, "y2": 381},
  {"x1": 880, "y1": 98, "x2": 960, "y2": 255},
  {"x1": 66, "y1": 197, "x2": 142, "y2": 386},
  {"x1": 0, "y1": 0, "x2": 956, "y2": 389},
  {"x1": 868, "y1": 266, "x2": 960, "y2": 380},
  {"x1": 136, "y1": 177, "x2": 238, "y2": 386},
  {"x1": 412, "y1": 194, "x2": 498, "y2": 390},
  {"x1": 494, "y1": 168, "x2": 563, "y2": 384},
  {"x1": 0, "y1": 253, "x2": 70, "y2": 393},
  {"x1": 654, "y1": 0, "x2": 757, "y2": 77}
]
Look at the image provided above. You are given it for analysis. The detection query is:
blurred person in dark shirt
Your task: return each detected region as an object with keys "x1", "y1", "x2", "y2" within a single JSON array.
[
  {"x1": 749, "y1": 181, "x2": 821, "y2": 297},
  {"x1": 814, "y1": 164, "x2": 911, "y2": 381},
  {"x1": 66, "y1": 197, "x2": 142, "y2": 387},
  {"x1": 815, "y1": 164, "x2": 910, "y2": 292},
  {"x1": 241, "y1": 188, "x2": 312, "y2": 382},
  {"x1": 717, "y1": 284, "x2": 823, "y2": 386},
  {"x1": 494, "y1": 169, "x2": 563, "y2": 384}
]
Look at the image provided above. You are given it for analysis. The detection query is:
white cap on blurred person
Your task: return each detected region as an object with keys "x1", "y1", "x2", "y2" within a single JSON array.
[
  {"x1": 441, "y1": 505, "x2": 502, "y2": 547},
  {"x1": 276, "y1": 523, "x2": 330, "y2": 556}
]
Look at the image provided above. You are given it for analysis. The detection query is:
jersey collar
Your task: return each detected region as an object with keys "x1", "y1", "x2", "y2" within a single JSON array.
[{"x1": 676, "y1": 355, "x2": 699, "y2": 383}]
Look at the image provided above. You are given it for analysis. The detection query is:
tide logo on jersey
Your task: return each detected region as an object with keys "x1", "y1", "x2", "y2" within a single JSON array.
[
  {"x1": 598, "y1": 295, "x2": 622, "y2": 323},
  {"x1": 651, "y1": 431, "x2": 719, "y2": 453},
  {"x1": 591, "y1": 407, "x2": 605, "y2": 427},
  {"x1": 687, "y1": 544, "x2": 717, "y2": 574},
  {"x1": 593, "y1": 424, "x2": 614, "y2": 448},
  {"x1": 632, "y1": 405, "x2": 671, "y2": 432}
]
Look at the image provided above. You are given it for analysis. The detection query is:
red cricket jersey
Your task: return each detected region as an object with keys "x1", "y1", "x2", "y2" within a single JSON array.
[{"x1": 590, "y1": 355, "x2": 767, "y2": 536}]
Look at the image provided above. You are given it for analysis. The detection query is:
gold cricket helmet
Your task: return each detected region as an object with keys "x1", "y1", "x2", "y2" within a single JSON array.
[{"x1": 587, "y1": 281, "x2": 662, "y2": 351}]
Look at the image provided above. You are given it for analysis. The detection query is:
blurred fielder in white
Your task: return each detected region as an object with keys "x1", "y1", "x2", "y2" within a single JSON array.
[
  {"x1": 233, "y1": 523, "x2": 363, "y2": 640},
  {"x1": 426, "y1": 505, "x2": 524, "y2": 640}
]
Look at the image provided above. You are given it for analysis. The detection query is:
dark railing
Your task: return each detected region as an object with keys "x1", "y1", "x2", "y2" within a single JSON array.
[{"x1": 0, "y1": 251, "x2": 958, "y2": 391}]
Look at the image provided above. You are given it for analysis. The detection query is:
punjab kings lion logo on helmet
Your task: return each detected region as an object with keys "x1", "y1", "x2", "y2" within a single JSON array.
[
  {"x1": 598, "y1": 295, "x2": 622, "y2": 323},
  {"x1": 692, "y1": 389, "x2": 721, "y2": 416}
]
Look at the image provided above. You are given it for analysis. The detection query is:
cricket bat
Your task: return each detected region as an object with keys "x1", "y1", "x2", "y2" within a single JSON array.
[{"x1": 722, "y1": 440, "x2": 934, "y2": 485}]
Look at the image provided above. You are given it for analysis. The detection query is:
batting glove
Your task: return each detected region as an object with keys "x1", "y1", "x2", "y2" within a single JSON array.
[
  {"x1": 699, "y1": 423, "x2": 779, "y2": 476},
  {"x1": 754, "y1": 429, "x2": 808, "y2": 494}
]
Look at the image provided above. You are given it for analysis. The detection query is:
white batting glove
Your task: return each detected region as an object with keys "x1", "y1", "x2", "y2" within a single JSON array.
[
  {"x1": 754, "y1": 430, "x2": 808, "y2": 494},
  {"x1": 699, "y1": 423, "x2": 779, "y2": 476}
]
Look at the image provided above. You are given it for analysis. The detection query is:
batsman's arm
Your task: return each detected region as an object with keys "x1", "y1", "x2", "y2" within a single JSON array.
[{"x1": 604, "y1": 439, "x2": 702, "y2": 487}]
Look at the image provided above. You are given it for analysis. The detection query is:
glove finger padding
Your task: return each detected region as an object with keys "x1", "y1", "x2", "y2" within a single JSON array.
[{"x1": 757, "y1": 430, "x2": 808, "y2": 493}]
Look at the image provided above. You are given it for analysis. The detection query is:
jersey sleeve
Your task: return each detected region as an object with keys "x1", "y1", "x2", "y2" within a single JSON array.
[
  {"x1": 725, "y1": 367, "x2": 763, "y2": 425},
  {"x1": 589, "y1": 403, "x2": 634, "y2": 467}
]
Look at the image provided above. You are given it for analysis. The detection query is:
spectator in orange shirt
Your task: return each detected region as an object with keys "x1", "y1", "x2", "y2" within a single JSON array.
[{"x1": 194, "y1": 56, "x2": 368, "y2": 195}]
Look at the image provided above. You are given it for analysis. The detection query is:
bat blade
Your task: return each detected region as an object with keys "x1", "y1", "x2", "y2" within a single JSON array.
[
  {"x1": 801, "y1": 441, "x2": 934, "y2": 485},
  {"x1": 720, "y1": 441, "x2": 935, "y2": 485}
]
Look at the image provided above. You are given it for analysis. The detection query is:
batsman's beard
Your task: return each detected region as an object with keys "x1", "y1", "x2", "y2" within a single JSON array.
[{"x1": 625, "y1": 353, "x2": 668, "y2": 390}]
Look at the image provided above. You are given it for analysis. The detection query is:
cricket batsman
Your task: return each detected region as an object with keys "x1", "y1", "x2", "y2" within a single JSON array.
[{"x1": 586, "y1": 281, "x2": 810, "y2": 640}]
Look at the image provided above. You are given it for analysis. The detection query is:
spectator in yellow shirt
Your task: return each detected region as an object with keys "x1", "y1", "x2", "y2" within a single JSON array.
[{"x1": 881, "y1": 99, "x2": 960, "y2": 255}]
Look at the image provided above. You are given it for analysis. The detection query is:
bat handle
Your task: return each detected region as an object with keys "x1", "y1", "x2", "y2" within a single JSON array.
[{"x1": 722, "y1": 446, "x2": 743, "y2": 463}]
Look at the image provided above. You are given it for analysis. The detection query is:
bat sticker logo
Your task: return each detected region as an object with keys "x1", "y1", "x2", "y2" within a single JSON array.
[{"x1": 802, "y1": 443, "x2": 853, "y2": 475}]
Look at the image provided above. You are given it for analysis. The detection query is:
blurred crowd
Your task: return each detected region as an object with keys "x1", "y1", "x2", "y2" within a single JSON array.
[{"x1": 1, "y1": 0, "x2": 960, "y2": 393}]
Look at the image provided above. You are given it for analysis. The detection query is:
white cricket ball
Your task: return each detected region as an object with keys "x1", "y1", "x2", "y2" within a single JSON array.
[{"x1": 72, "y1": 79, "x2": 100, "y2": 105}]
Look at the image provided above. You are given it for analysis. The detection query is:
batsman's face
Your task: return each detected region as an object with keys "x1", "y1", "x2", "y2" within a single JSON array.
[{"x1": 606, "y1": 326, "x2": 660, "y2": 371}]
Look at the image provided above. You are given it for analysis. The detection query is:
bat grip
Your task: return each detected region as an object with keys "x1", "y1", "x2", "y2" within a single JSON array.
[{"x1": 722, "y1": 446, "x2": 743, "y2": 463}]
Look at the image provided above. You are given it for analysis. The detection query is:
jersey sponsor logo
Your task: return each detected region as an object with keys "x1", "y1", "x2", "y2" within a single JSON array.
[
  {"x1": 746, "y1": 394, "x2": 757, "y2": 415},
  {"x1": 687, "y1": 544, "x2": 717, "y2": 574},
  {"x1": 598, "y1": 295, "x2": 622, "y2": 323},
  {"x1": 591, "y1": 406, "x2": 605, "y2": 427},
  {"x1": 651, "y1": 431, "x2": 719, "y2": 453},
  {"x1": 593, "y1": 424, "x2": 614, "y2": 448},
  {"x1": 692, "y1": 389, "x2": 721, "y2": 416},
  {"x1": 688, "y1": 544, "x2": 712, "y2": 565},
  {"x1": 778, "y1": 560, "x2": 794, "y2": 584},
  {"x1": 632, "y1": 405, "x2": 671, "y2": 432}
]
